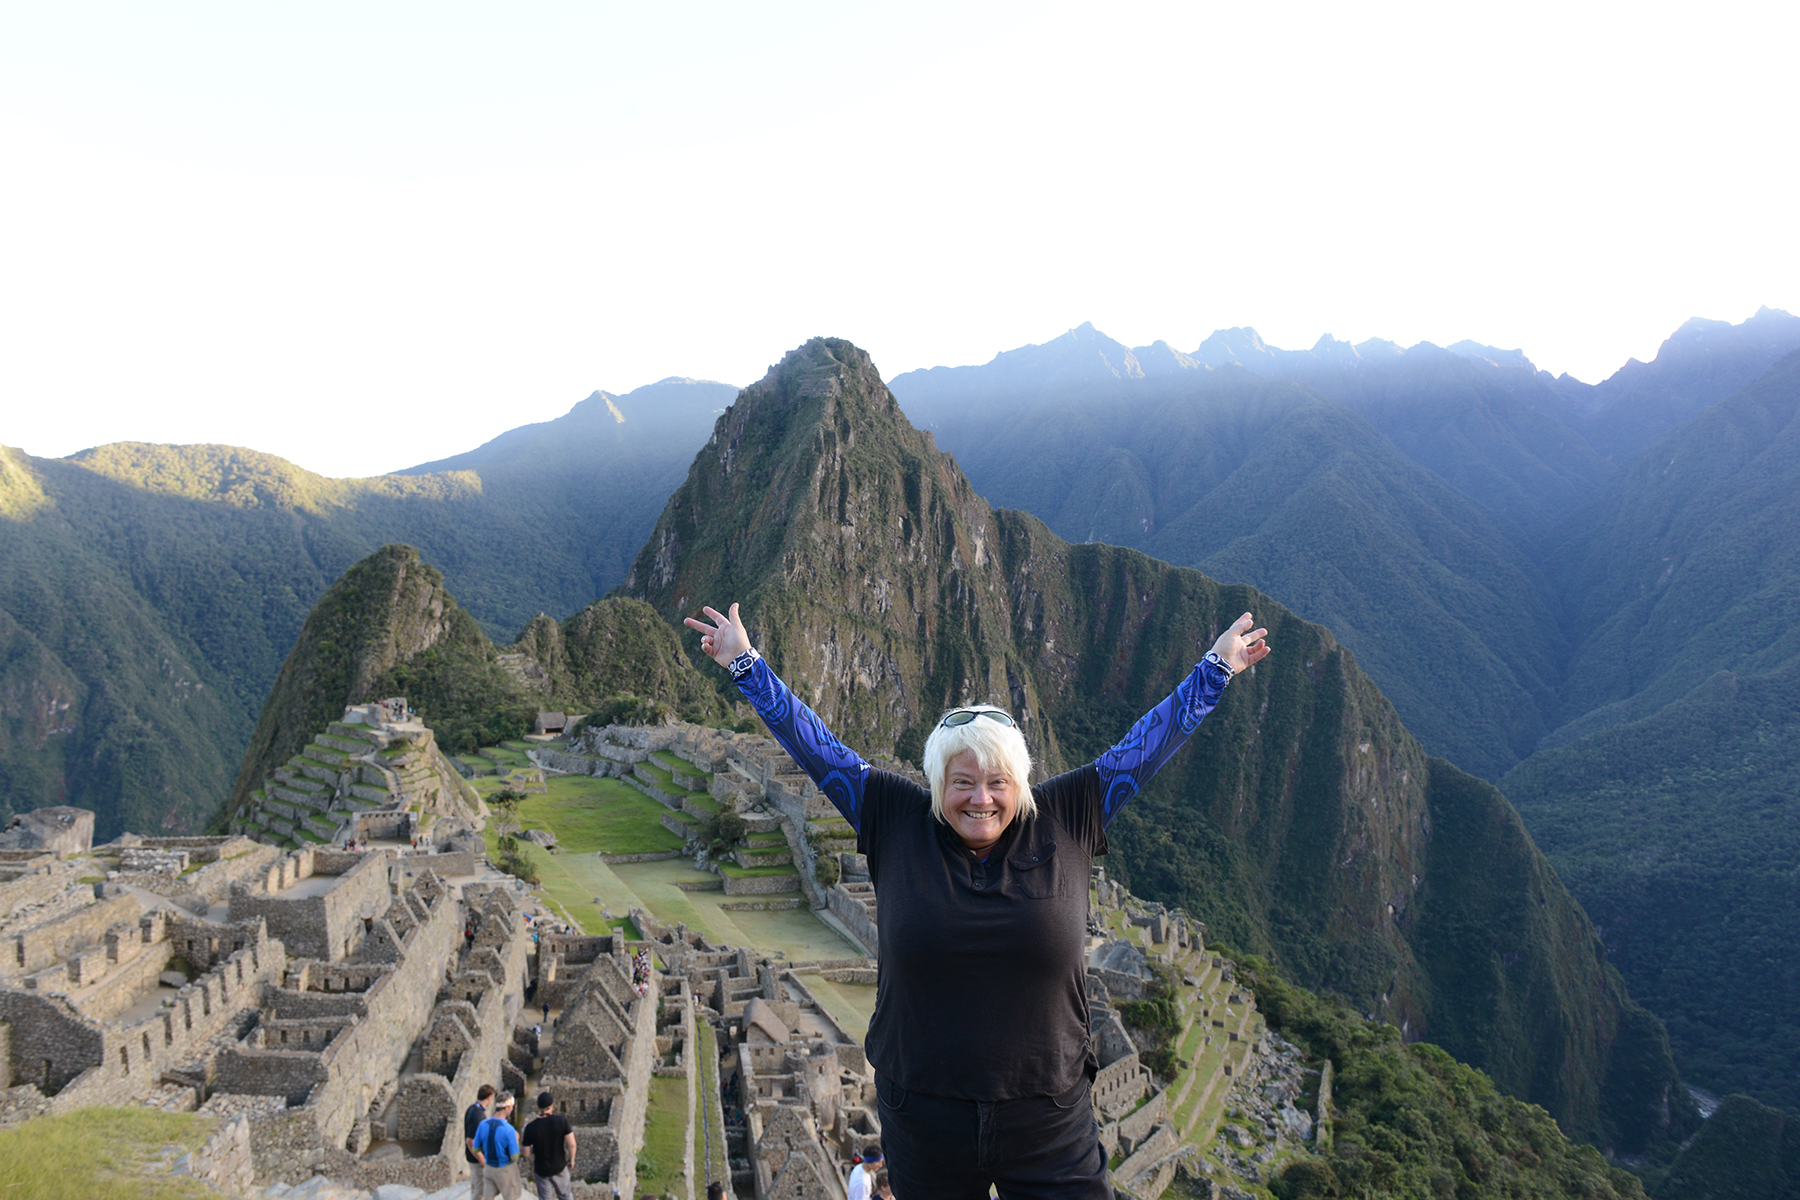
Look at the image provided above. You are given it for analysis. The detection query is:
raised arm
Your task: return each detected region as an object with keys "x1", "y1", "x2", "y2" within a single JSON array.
[
  {"x1": 1096, "y1": 612, "x2": 1269, "y2": 824},
  {"x1": 685, "y1": 603, "x2": 872, "y2": 832}
]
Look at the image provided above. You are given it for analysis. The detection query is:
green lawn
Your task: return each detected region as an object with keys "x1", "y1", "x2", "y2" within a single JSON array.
[
  {"x1": 651, "y1": 750, "x2": 709, "y2": 780},
  {"x1": 488, "y1": 775, "x2": 681, "y2": 854},
  {"x1": 634, "y1": 760, "x2": 691, "y2": 794},
  {"x1": 0, "y1": 1108, "x2": 217, "y2": 1200},
  {"x1": 695, "y1": 1019, "x2": 730, "y2": 1185},
  {"x1": 480, "y1": 774, "x2": 684, "y2": 932},
  {"x1": 631, "y1": 1074, "x2": 690, "y2": 1196}
]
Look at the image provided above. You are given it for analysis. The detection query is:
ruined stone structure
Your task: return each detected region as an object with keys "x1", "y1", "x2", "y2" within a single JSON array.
[
  {"x1": 0, "y1": 822, "x2": 562, "y2": 1194},
  {"x1": 230, "y1": 699, "x2": 482, "y2": 851}
]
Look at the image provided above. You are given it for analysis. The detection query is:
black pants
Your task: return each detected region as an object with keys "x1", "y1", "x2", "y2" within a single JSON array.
[{"x1": 876, "y1": 1074, "x2": 1113, "y2": 1199}]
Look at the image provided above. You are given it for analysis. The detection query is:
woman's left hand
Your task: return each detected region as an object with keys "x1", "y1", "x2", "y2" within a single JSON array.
[
  {"x1": 1211, "y1": 612, "x2": 1271, "y2": 673},
  {"x1": 683, "y1": 602, "x2": 752, "y2": 668}
]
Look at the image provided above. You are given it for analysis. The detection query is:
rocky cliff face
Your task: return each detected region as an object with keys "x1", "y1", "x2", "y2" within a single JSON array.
[
  {"x1": 228, "y1": 544, "x2": 487, "y2": 811},
  {"x1": 620, "y1": 337, "x2": 1691, "y2": 1150}
]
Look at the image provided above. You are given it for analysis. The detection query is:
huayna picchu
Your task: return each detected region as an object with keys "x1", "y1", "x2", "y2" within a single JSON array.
[{"x1": 615, "y1": 336, "x2": 1694, "y2": 1155}]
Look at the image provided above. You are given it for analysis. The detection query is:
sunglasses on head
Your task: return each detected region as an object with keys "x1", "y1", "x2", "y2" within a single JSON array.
[{"x1": 938, "y1": 708, "x2": 1016, "y2": 729}]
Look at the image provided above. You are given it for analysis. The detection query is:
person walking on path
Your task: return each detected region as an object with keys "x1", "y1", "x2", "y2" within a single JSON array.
[
  {"x1": 686, "y1": 602, "x2": 1269, "y2": 1199},
  {"x1": 473, "y1": 1091, "x2": 523, "y2": 1200},
  {"x1": 521, "y1": 1091, "x2": 577, "y2": 1200},
  {"x1": 464, "y1": 1083, "x2": 495, "y2": 1194}
]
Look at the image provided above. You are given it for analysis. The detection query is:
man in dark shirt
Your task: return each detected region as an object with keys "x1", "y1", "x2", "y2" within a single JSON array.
[
  {"x1": 520, "y1": 1090, "x2": 576, "y2": 1200},
  {"x1": 464, "y1": 1083, "x2": 495, "y2": 1169}
]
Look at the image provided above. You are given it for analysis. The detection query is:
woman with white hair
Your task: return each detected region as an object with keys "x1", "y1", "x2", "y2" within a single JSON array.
[{"x1": 685, "y1": 603, "x2": 1269, "y2": 1199}]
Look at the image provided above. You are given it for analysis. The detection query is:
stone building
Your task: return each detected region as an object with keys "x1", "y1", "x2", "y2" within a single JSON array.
[{"x1": 0, "y1": 830, "x2": 547, "y2": 1194}]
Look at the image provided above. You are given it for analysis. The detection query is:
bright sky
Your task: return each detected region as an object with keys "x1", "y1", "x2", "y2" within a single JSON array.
[{"x1": 3, "y1": 1, "x2": 1794, "y2": 479}]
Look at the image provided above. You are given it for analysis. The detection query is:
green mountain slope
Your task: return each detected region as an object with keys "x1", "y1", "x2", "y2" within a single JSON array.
[
  {"x1": 1547, "y1": 349, "x2": 1800, "y2": 739},
  {"x1": 231, "y1": 549, "x2": 729, "y2": 819},
  {"x1": 1502, "y1": 658, "x2": 1800, "y2": 1111},
  {"x1": 0, "y1": 379, "x2": 731, "y2": 834},
  {"x1": 1650, "y1": 1093, "x2": 1800, "y2": 1200},
  {"x1": 227, "y1": 543, "x2": 525, "y2": 810},
  {"x1": 510, "y1": 597, "x2": 729, "y2": 726},
  {"x1": 619, "y1": 335, "x2": 1693, "y2": 1151},
  {"x1": 890, "y1": 367, "x2": 1565, "y2": 780}
]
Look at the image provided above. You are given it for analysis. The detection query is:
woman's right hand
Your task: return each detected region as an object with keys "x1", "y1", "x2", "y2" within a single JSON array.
[{"x1": 683, "y1": 602, "x2": 752, "y2": 668}]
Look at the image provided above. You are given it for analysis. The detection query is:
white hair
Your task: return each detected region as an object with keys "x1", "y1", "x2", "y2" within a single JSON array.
[{"x1": 919, "y1": 705, "x2": 1037, "y2": 825}]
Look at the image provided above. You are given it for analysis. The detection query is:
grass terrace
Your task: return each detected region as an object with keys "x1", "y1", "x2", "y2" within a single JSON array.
[
  {"x1": 631, "y1": 1075, "x2": 689, "y2": 1196},
  {"x1": 0, "y1": 1108, "x2": 217, "y2": 1200},
  {"x1": 715, "y1": 861, "x2": 800, "y2": 882}
]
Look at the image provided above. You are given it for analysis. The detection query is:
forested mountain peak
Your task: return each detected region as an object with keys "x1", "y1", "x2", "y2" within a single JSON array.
[{"x1": 227, "y1": 544, "x2": 494, "y2": 812}]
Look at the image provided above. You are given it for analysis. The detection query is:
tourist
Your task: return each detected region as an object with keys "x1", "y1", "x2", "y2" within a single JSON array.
[
  {"x1": 846, "y1": 1144, "x2": 882, "y2": 1200},
  {"x1": 464, "y1": 1084, "x2": 495, "y2": 1188},
  {"x1": 686, "y1": 602, "x2": 1269, "y2": 1198},
  {"x1": 473, "y1": 1091, "x2": 523, "y2": 1200},
  {"x1": 707, "y1": 1184, "x2": 725, "y2": 1200},
  {"x1": 520, "y1": 1090, "x2": 576, "y2": 1200},
  {"x1": 874, "y1": 1168, "x2": 894, "y2": 1199}
]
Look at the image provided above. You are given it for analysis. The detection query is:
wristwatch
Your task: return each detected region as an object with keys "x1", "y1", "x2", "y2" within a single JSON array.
[
  {"x1": 728, "y1": 648, "x2": 762, "y2": 680},
  {"x1": 1203, "y1": 650, "x2": 1235, "y2": 679}
]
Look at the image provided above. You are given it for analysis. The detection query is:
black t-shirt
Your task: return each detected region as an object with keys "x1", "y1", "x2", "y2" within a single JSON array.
[
  {"x1": 860, "y1": 764, "x2": 1105, "y2": 1101},
  {"x1": 522, "y1": 1112, "x2": 573, "y2": 1176},
  {"x1": 463, "y1": 1102, "x2": 487, "y2": 1163}
]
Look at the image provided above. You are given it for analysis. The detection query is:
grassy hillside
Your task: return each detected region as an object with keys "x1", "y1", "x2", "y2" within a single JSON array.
[{"x1": 1240, "y1": 955, "x2": 1647, "y2": 1199}]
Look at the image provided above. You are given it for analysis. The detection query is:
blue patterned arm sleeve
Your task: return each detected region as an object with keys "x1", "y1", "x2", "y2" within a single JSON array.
[
  {"x1": 1095, "y1": 654, "x2": 1234, "y2": 825},
  {"x1": 733, "y1": 656, "x2": 872, "y2": 833}
]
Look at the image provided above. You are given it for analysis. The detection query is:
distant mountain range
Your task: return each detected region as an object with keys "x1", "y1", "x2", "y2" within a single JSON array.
[{"x1": 888, "y1": 309, "x2": 1800, "y2": 1113}]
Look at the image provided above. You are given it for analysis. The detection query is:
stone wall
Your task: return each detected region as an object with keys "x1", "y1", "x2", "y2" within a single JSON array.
[
  {"x1": 825, "y1": 884, "x2": 877, "y2": 956},
  {"x1": 721, "y1": 872, "x2": 802, "y2": 897},
  {"x1": 229, "y1": 849, "x2": 389, "y2": 962},
  {"x1": 255, "y1": 873, "x2": 468, "y2": 1170},
  {"x1": 7, "y1": 893, "x2": 141, "y2": 976},
  {"x1": 177, "y1": 1112, "x2": 256, "y2": 1194},
  {"x1": 0, "y1": 859, "x2": 86, "y2": 922},
  {"x1": 1, "y1": 916, "x2": 284, "y2": 1114},
  {"x1": 395, "y1": 849, "x2": 477, "y2": 878}
]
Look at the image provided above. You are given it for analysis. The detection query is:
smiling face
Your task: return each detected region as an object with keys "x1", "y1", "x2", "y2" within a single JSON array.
[{"x1": 942, "y1": 749, "x2": 1020, "y2": 853}]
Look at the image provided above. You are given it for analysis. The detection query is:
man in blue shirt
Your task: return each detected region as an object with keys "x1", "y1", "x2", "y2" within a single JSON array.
[{"x1": 473, "y1": 1090, "x2": 522, "y2": 1200}]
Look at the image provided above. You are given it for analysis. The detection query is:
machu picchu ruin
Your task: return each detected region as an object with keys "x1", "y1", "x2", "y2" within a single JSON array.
[
  {"x1": 230, "y1": 698, "x2": 484, "y2": 851},
  {"x1": 0, "y1": 708, "x2": 1342, "y2": 1200}
]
